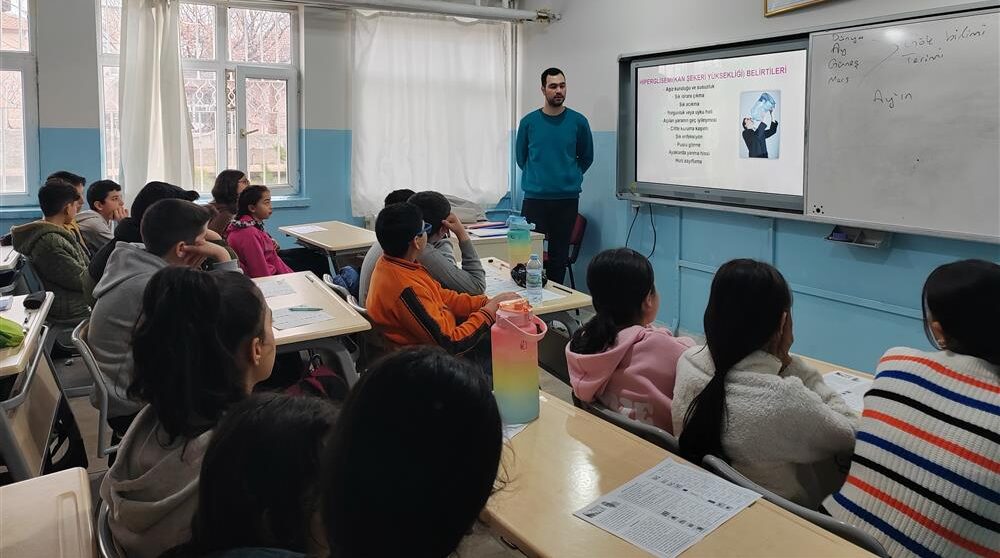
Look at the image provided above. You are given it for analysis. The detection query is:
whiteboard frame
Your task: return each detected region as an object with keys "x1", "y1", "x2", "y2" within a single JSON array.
[{"x1": 616, "y1": 0, "x2": 1000, "y2": 245}]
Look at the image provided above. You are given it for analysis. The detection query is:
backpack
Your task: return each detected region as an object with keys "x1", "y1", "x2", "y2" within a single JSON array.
[{"x1": 285, "y1": 354, "x2": 350, "y2": 401}]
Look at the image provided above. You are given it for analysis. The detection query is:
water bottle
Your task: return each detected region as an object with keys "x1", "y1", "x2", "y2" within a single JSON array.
[
  {"x1": 491, "y1": 298, "x2": 547, "y2": 424},
  {"x1": 506, "y1": 215, "x2": 535, "y2": 267},
  {"x1": 526, "y1": 254, "x2": 543, "y2": 306}
]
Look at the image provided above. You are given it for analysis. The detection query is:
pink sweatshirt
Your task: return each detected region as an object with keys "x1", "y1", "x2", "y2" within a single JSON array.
[
  {"x1": 566, "y1": 325, "x2": 695, "y2": 433},
  {"x1": 225, "y1": 216, "x2": 294, "y2": 278}
]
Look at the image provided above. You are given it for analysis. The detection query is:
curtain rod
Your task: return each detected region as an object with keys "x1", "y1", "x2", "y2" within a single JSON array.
[{"x1": 267, "y1": 0, "x2": 559, "y2": 22}]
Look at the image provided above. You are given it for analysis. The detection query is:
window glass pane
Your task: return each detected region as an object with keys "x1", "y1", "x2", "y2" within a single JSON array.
[
  {"x1": 225, "y1": 70, "x2": 237, "y2": 169},
  {"x1": 228, "y1": 8, "x2": 291, "y2": 64},
  {"x1": 183, "y1": 70, "x2": 218, "y2": 191},
  {"x1": 244, "y1": 77, "x2": 288, "y2": 186},
  {"x1": 0, "y1": 0, "x2": 30, "y2": 52},
  {"x1": 101, "y1": 66, "x2": 120, "y2": 181},
  {"x1": 0, "y1": 70, "x2": 26, "y2": 194},
  {"x1": 179, "y1": 3, "x2": 214, "y2": 60},
  {"x1": 99, "y1": 0, "x2": 121, "y2": 55}
]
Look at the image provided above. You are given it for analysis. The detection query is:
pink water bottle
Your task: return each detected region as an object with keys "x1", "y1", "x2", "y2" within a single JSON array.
[{"x1": 491, "y1": 298, "x2": 547, "y2": 424}]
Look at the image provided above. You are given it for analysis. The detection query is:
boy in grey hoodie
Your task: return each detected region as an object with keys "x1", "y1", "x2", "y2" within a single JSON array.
[
  {"x1": 88, "y1": 199, "x2": 239, "y2": 434},
  {"x1": 76, "y1": 179, "x2": 128, "y2": 254}
]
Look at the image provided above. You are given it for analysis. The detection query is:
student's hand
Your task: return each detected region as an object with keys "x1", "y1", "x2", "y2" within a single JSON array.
[
  {"x1": 204, "y1": 229, "x2": 222, "y2": 242},
  {"x1": 776, "y1": 312, "x2": 794, "y2": 372},
  {"x1": 179, "y1": 240, "x2": 232, "y2": 267},
  {"x1": 112, "y1": 207, "x2": 129, "y2": 222},
  {"x1": 272, "y1": 238, "x2": 281, "y2": 252},
  {"x1": 483, "y1": 291, "x2": 522, "y2": 316},
  {"x1": 442, "y1": 213, "x2": 470, "y2": 242}
]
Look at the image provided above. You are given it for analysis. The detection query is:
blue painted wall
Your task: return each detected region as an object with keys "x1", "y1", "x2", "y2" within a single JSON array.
[
  {"x1": 552, "y1": 131, "x2": 1000, "y2": 372},
  {"x1": 38, "y1": 128, "x2": 103, "y2": 184}
]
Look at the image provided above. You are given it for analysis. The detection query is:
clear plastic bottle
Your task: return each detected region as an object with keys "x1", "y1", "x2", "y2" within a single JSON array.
[{"x1": 526, "y1": 253, "x2": 543, "y2": 306}]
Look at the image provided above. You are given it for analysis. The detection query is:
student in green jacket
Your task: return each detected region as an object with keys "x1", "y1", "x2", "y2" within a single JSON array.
[{"x1": 11, "y1": 178, "x2": 91, "y2": 321}]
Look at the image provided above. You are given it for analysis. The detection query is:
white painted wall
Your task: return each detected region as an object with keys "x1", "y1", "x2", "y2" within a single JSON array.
[
  {"x1": 517, "y1": 0, "x2": 979, "y2": 130},
  {"x1": 34, "y1": 0, "x2": 101, "y2": 128},
  {"x1": 302, "y1": 7, "x2": 351, "y2": 130}
]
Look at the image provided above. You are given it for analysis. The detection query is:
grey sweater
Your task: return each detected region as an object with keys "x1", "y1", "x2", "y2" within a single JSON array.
[
  {"x1": 88, "y1": 243, "x2": 241, "y2": 417},
  {"x1": 359, "y1": 237, "x2": 485, "y2": 307},
  {"x1": 76, "y1": 209, "x2": 114, "y2": 255}
]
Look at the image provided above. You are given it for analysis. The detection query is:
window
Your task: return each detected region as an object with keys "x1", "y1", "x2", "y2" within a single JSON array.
[
  {"x1": 1, "y1": 0, "x2": 39, "y2": 205},
  {"x1": 98, "y1": 2, "x2": 298, "y2": 195}
]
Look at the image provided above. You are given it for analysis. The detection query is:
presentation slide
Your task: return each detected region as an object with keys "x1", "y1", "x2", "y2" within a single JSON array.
[{"x1": 636, "y1": 50, "x2": 808, "y2": 197}]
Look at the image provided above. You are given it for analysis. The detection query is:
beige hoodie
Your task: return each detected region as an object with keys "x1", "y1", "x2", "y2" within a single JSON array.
[{"x1": 100, "y1": 406, "x2": 213, "y2": 558}]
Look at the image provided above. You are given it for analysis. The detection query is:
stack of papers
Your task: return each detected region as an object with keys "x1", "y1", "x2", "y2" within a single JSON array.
[
  {"x1": 469, "y1": 228, "x2": 510, "y2": 238},
  {"x1": 484, "y1": 266, "x2": 565, "y2": 303},
  {"x1": 257, "y1": 279, "x2": 296, "y2": 299},
  {"x1": 574, "y1": 459, "x2": 761, "y2": 558},
  {"x1": 823, "y1": 371, "x2": 873, "y2": 413},
  {"x1": 285, "y1": 224, "x2": 327, "y2": 234}
]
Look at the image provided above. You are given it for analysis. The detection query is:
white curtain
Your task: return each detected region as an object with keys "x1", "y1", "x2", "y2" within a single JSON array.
[
  {"x1": 351, "y1": 11, "x2": 511, "y2": 218},
  {"x1": 119, "y1": 0, "x2": 194, "y2": 202}
]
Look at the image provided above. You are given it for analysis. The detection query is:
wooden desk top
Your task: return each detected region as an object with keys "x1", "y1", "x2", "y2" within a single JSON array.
[
  {"x1": 484, "y1": 393, "x2": 873, "y2": 558},
  {"x1": 465, "y1": 230, "x2": 545, "y2": 245},
  {"x1": 0, "y1": 245, "x2": 20, "y2": 272},
  {"x1": 0, "y1": 292, "x2": 53, "y2": 378},
  {"x1": 483, "y1": 258, "x2": 591, "y2": 316},
  {"x1": 799, "y1": 355, "x2": 873, "y2": 379},
  {"x1": 254, "y1": 272, "x2": 371, "y2": 345},
  {"x1": 279, "y1": 220, "x2": 377, "y2": 253},
  {"x1": 0, "y1": 467, "x2": 94, "y2": 557}
]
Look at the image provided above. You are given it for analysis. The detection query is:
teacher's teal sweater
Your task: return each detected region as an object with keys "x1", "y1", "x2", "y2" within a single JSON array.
[{"x1": 515, "y1": 108, "x2": 594, "y2": 200}]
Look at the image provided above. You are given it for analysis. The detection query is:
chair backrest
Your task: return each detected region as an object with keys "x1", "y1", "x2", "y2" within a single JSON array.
[
  {"x1": 323, "y1": 274, "x2": 366, "y2": 315},
  {"x1": 567, "y1": 214, "x2": 587, "y2": 264},
  {"x1": 572, "y1": 394, "x2": 679, "y2": 454},
  {"x1": 96, "y1": 500, "x2": 124, "y2": 558},
  {"x1": 71, "y1": 320, "x2": 118, "y2": 458},
  {"x1": 701, "y1": 455, "x2": 889, "y2": 558},
  {"x1": 0, "y1": 325, "x2": 62, "y2": 480}
]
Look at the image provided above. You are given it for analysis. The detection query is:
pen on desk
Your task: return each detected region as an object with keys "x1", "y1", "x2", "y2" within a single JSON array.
[
  {"x1": 290, "y1": 306, "x2": 322, "y2": 312},
  {"x1": 550, "y1": 283, "x2": 573, "y2": 294}
]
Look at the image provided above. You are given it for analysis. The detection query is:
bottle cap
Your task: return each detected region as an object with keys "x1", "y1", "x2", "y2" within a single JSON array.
[{"x1": 498, "y1": 297, "x2": 531, "y2": 314}]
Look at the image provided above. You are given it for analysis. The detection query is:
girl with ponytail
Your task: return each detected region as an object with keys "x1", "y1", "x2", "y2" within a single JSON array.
[
  {"x1": 567, "y1": 248, "x2": 694, "y2": 432},
  {"x1": 100, "y1": 267, "x2": 276, "y2": 558},
  {"x1": 826, "y1": 259, "x2": 999, "y2": 556},
  {"x1": 673, "y1": 259, "x2": 857, "y2": 509}
]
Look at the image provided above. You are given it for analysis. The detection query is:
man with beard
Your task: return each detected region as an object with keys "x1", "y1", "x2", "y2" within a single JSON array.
[{"x1": 515, "y1": 67, "x2": 594, "y2": 284}]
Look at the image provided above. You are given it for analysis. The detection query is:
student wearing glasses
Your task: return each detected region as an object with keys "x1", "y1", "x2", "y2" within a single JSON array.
[{"x1": 366, "y1": 202, "x2": 518, "y2": 359}]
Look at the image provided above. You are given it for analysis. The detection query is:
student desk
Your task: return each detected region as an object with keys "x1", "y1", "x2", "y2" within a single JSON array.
[
  {"x1": 279, "y1": 220, "x2": 376, "y2": 274},
  {"x1": 254, "y1": 272, "x2": 370, "y2": 385},
  {"x1": 800, "y1": 356, "x2": 873, "y2": 379},
  {"x1": 482, "y1": 258, "x2": 591, "y2": 316},
  {"x1": 461, "y1": 230, "x2": 544, "y2": 262},
  {"x1": 483, "y1": 393, "x2": 874, "y2": 558},
  {"x1": 0, "y1": 467, "x2": 94, "y2": 557},
  {"x1": 0, "y1": 292, "x2": 54, "y2": 378},
  {"x1": 0, "y1": 245, "x2": 20, "y2": 272}
]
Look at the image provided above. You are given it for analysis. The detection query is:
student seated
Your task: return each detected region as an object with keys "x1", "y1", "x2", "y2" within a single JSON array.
[
  {"x1": 359, "y1": 190, "x2": 485, "y2": 305},
  {"x1": 567, "y1": 248, "x2": 694, "y2": 433},
  {"x1": 226, "y1": 185, "x2": 294, "y2": 278},
  {"x1": 89, "y1": 199, "x2": 239, "y2": 437},
  {"x1": 825, "y1": 259, "x2": 999, "y2": 558},
  {"x1": 207, "y1": 169, "x2": 249, "y2": 237},
  {"x1": 165, "y1": 393, "x2": 337, "y2": 558},
  {"x1": 322, "y1": 347, "x2": 503, "y2": 558},
  {"x1": 10, "y1": 178, "x2": 91, "y2": 321},
  {"x1": 47, "y1": 170, "x2": 91, "y2": 256},
  {"x1": 87, "y1": 181, "x2": 202, "y2": 286},
  {"x1": 76, "y1": 179, "x2": 127, "y2": 254},
  {"x1": 673, "y1": 259, "x2": 857, "y2": 508},
  {"x1": 101, "y1": 267, "x2": 274, "y2": 558},
  {"x1": 365, "y1": 202, "x2": 517, "y2": 356}
]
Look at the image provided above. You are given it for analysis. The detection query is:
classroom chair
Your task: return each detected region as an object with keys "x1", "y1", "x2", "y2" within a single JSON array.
[
  {"x1": 701, "y1": 454, "x2": 889, "y2": 558},
  {"x1": 541, "y1": 213, "x2": 587, "y2": 290},
  {"x1": 70, "y1": 320, "x2": 118, "y2": 459},
  {"x1": 96, "y1": 500, "x2": 124, "y2": 558},
  {"x1": 323, "y1": 274, "x2": 395, "y2": 369},
  {"x1": 571, "y1": 393, "x2": 680, "y2": 454}
]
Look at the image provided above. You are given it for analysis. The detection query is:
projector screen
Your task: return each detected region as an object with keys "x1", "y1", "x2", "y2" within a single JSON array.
[{"x1": 631, "y1": 44, "x2": 808, "y2": 210}]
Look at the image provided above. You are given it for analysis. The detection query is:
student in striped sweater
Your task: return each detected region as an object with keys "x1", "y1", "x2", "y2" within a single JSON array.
[{"x1": 826, "y1": 259, "x2": 1000, "y2": 558}]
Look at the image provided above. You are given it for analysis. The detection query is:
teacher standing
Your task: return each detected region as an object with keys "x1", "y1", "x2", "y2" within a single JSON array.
[{"x1": 515, "y1": 67, "x2": 594, "y2": 284}]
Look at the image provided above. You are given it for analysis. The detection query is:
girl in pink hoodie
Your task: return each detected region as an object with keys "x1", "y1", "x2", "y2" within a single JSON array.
[
  {"x1": 226, "y1": 185, "x2": 294, "y2": 278},
  {"x1": 566, "y1": 248, "x2": 694, "y2": 433}
]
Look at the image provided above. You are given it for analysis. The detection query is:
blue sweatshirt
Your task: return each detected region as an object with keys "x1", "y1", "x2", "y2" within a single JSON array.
[{"x1": 515, "y1": 108, "x2": 594, "y2": 199}]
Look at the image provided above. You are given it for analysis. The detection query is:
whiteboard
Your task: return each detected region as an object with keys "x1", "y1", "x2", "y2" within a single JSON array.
[{"x1": 806, "y1": 9, "x2": 1000, "y2": 242}]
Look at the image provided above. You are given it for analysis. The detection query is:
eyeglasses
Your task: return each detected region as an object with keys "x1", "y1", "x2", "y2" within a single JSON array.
[{"x1": 415, "y1": 221, "x2": 432, "y2": 238}]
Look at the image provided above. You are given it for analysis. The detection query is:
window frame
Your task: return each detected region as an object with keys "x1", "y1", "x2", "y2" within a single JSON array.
[
  {"x1": 96, "y1": 0, "x2": 301, "y2": 197},
  {"x1": 0, "y1": 0, "x2": 40, "y2": 207}
]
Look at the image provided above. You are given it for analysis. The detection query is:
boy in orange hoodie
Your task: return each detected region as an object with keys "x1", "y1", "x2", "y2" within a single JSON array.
[{"x1": 366, "y1": 202, "x2": 518, "y2": 357}]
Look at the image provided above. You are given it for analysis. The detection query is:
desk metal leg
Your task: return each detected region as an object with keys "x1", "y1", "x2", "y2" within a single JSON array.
[
  {"x1": 326, "y1": 251, "x2": 340, "y2": 275},
  {"x1": 278, "y1": 337, "x2": 359, "y2": 387}
]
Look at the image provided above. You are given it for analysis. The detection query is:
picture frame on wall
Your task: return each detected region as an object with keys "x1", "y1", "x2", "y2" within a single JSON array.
[{"x1": 765, "y1": 0, "x2": 830, "y2": 17}]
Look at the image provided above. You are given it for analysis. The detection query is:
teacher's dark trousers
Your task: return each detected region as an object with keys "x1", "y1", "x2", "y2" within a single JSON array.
[{"x1": 520, "y1": 197, "x2": 579, "y2": 285}]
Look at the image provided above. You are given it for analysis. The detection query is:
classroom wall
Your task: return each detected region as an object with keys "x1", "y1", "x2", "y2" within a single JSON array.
[
  {"x1": 1, "y1": 1, "x2": 358, "y2": 243},
  {"x1": 517, "y1": 0, "x2": 1000, "y2": 371}
]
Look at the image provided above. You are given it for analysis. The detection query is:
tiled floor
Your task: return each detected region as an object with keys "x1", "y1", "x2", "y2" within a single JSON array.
[{"x1": 59, "y1": 330, "x2": 578, "y2": 557}]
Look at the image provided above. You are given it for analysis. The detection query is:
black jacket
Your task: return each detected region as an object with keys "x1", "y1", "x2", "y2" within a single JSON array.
[{"x1": 742, "y1": 121, "x2": 778, "y2": 158}]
